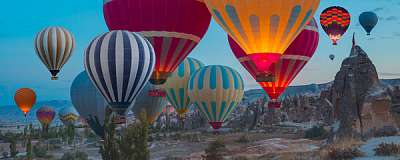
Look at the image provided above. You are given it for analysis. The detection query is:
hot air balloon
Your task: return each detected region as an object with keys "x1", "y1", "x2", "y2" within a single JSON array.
[
  {"x1": 204, "y1": 0, "x2": 320, "y2": 82},
  {"x1": 229, "y1": 18, "x2": 319, "y2": 109},
  {"x1": 359, "y1": 12, "x2": 378, "y2": 35},
  {"x1": 14, "y1": 88, "x2": 36, "y2": 117},
  {"x1": 103, "y1": 0, "x2": 212, "y2": 85},
  {"x1": 131, "y1": 82, "x2": 168, "y2": 124},
  {"x1": 162, "y1": 58, "x2": 204, "y2": 117},
  {"x1": 188, "y1": 65, "x2": 244, "y2": 129},
  {"x1": 34, "y1": 27, "x2": 75, "y2": 80},
  {"x1": 59, "y1": 107, "x2": 79, "y2": 126},
  {"x1": 71, "y1": 71, "x2": 108, "y2": 138},
  {"x1": 329, "y1": 54, "x2": 335, "y2": 61},
  {"x1": 36, "y1": 106, "x2": 55, "y2": 133},
  {"x1": 320, "y1": 6, "x2": 351, "y2": 45},
  {"x1": 84, "y1": 31, "x2": 155, "y2": 116}
]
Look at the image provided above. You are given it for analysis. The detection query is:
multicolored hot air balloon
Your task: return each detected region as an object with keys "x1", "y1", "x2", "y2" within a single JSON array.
[
  {"x1": 320, "y1": 6, "x2": 351, "y2": 45},
  {"x1": 188, "y1": 65, "x2": 244, "y2": 129},
  {"x1": 359, "y1": 12, "x2": 378, "y2": 35},
  {"x1": 131, "y1": 82, "x2": 168, "y2": 124},
  {"x1": 70, "y1": 71, "x2": 108, "y2": 138},
  {"x1": 59, "y1": 107, "x2": 79, "y2": 126},
  {"x1": 14, "y1": 88, "x2": 36, "y2": 117},
  {"x1": 162, "y1": 58, "x2": 204, "y2": 117},
  {"x1": 103, "y1": 0, "x2": 212, "y2": 85},
  {"x1": 229, "y1": 18, "x2": 319, "y2": 109},
  {"x1": 204, "y1": 0, "x2": 320, "y2": 82},
  {"x1": 34, "y1": 27, "x2": 75, "y2": 80},
  {"x1": 36, "y1": 106, "x2": 55, "y2": 133},
  {"x1": 84, "y1": 31, "x2": 155, "y2": 115}
]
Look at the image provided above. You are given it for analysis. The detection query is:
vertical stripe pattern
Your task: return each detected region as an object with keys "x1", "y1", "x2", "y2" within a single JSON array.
[
  {"x1": 162, "y1": 58, "x2": 204, "y2": 116},
  {"x1": 188, "y1": 65, "x2": 244, "y2": 125},
  {"x1": 34, "y1": 27, "x2": 75, "y2": 79},
  {"x1": 84, "y1": 30, "x2": 155, "y2": 115}
]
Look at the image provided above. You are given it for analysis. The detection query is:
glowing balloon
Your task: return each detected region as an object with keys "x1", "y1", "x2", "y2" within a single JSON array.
[
  {"x1": 131, "y1": 82, "x2": 168, "y2": 124},
  {"x1": 320, "y1": 6, "x2": 351, "y2": 45},
  {"x1": 229, "y1": 18, "x2": 319, "y2": 109},
  {"x1": 36, "y1": 106, "x2": 55, "y2": 132},
  {"x1": 84, "y1": 31, "x2": 155, "y2": 115},
  {"x1": 359, "y1": 11, "x2": 378, "y2": 35},
  {"x1": 188, "y1": 65, "x2": 244, "y2": 129},
  {"x1": 162, "y1": 58, "x2": 204, "y2": 117},
  {"x1": 70, "y1": 71, "x2": 108, "y2": 138},
  {"x1": 103, "y1": 0, "x2": 211, "y2": 84},
  {"x1": 14, "y1": 88, "x2": 36, "y2": 117},
  {"x1": 204, "y1": 0, "x2": 320, "y2": 81},
  {"x1": 59, "y1": 107, "x2": 79, "y2": 126},
  {"x1": 34, "y1": 27, "x2": 75, "y2": 80}
]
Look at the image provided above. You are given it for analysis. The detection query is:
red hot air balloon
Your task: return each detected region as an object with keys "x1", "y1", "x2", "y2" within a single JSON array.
[
  {"x1": 320, "y1": 6, "x2": 351, "y2": 45},
  {"x1": 103, "y1": 0, "x2": 212, "y2": 85},
  {"x1": 229, "y1": 18, "x2": 319, "y2": 109}
]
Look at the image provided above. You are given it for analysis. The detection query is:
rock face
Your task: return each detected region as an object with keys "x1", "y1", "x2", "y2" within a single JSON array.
[{"x1": 388, "y1": 86, "x2": 400, "y2": 126}]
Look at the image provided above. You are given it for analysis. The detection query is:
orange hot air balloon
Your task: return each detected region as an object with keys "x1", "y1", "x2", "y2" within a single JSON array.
[{"x1": 14, "y1": 88, "x2": 36, "y2": 116}]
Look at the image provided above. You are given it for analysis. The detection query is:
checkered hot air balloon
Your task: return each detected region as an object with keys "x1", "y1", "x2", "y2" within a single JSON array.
[{"x1": 320, "y1": 6, "x2": 351, "y2": 45}]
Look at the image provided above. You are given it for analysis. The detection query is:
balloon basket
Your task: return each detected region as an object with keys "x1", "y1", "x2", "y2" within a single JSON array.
[
  {"x1": 51, "y1": 76, "x2": 58, "y2": 80},
  {"x1": 148, "y1": 89, "x2": 166, "y2": 97},
  {"x1": 209, "y1": 122, "x2": 223, "y2": 130},
  {"x1": 268, "y1": 101, "x2": 281, "y2": 109}
]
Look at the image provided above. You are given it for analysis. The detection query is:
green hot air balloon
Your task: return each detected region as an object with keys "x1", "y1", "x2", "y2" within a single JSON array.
[{"x1": 188, "y1": 65, "x2": 244, "y2": 130}]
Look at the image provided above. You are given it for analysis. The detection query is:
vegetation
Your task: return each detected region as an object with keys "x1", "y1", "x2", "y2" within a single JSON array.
[
  {"x1": 304, "y1": 126, "x2": 328, "y2": 140},
  {"x1": 374, "y1": 126, "x2": 398, "y2": 137},
  {"x1": 26, "y1": 124, "x2": 33, "y2": 160},
  {"x1": 33, "y1": 142, "x2": 48, "y2": 158},
  {"x1": 61, "y1": 151, "x2": 89, "y2": 160},
  {"x1": 374, "y1": 142, "x2": 400, "y2": 156},
  {"x1": 9, "y1": 135, "x2": 18, "y2": 158},
  {"x1": 99, "y1": 110, "x2": 119, "y2": 160},
  {"x1": 327, "y1": 147, "x2": 364, "y2": 159},
  {"x1": 203, "y1": 139, "x2": 227, "y2": 160},
  {"x1": 236, "y1": 134, "x2": 250, "y2": 143}
]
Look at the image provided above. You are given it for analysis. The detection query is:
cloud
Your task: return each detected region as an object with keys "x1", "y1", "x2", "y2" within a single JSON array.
[
  {"x1": 386, "y1": 16, "x2": 398, "y2": 21},
  {"x1": 373, "y1": 7, "x2": 384, "y2": 12}
]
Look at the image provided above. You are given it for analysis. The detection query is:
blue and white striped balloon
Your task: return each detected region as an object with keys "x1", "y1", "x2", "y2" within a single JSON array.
[{"x1": 84, "y1": 30, "x2": 155, "y2": 115}]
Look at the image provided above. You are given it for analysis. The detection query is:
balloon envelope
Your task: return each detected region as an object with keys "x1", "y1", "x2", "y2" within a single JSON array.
[
  {"x1": 359, "y1": 12, "x2": 378, "y2": 35},
  {"x1": 320, "y1": 6, "x2": 351, "y2": 45},
  {"x1": 14, "y1": 88, "x2": 36, "y2": 116},
  {"x1": 131, "y1": 82, "x2": 168, "y2": 124},
  {"x1": 204, "y1": 0, "x2": 320, "y2": 80},
  {"x1": 36, "y1": 106, "x2": 56, "y2": 128},
  {"x1": 59, "y1": 106, "x2": 79, "y2": 126},
  {"x1": 103, "y1": 0, "x2": 211, "y2": 84},
  {"x1": 188, "y1": 65, "x2": 244, "y2": 129},
  {"x1": 84, "y1": 31, "x2": 155, "y2": 115},
  {"x1": 71, "y1": 71, "x2": 108, "y2": 138},
  {"x1": 162, "y1": 57, "x2": 204, "y2": 116},
  {"x1": 329, "y1": 54, "x2": 335, "y2": 61},
  {"x1": 34, "y1": 27, "x2": 75, "y2": 80}
]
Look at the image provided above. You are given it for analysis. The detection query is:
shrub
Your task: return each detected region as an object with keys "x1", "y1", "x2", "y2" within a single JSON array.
[
  {"x1": 374, "y1": 126, "x2": 398, "y2": 137},
  {"x1": 304, "y1": 126, "x2": 328, "y2": 140},
  {"x1": 374, "y1": 143, "x2": 400, "y2": 156},
  {"x1": 327, "y1": 147, "x2": 364, "y2": 159},
  {"x1": 61, "y1": 151, "x2": 88, "y2": 160},
  {"x1": 33, "y1": 143, "x2": 47, "y2": 158},
  {"x1": 203, "y1": 139, "x2": 227, "y2": 160},
  {"x1": 2, "y1": 151, "x2": 8, "y2": 158},
  {"x1": 236, "y1": 134, "x2": 250, "y2": 143}
]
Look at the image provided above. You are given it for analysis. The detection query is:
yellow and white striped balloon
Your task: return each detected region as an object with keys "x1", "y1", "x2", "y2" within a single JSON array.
[
  {"x1": 188, "y1": 65, "x2": 244, "y2": 129},
  {"x1": 34, "y1": 27, "x2": 75, "y2": 80}
]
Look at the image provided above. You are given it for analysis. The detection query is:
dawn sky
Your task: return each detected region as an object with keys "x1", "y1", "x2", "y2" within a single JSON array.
[{"x1": 1, "y1": 0, "x2": 400, "y2": 105}]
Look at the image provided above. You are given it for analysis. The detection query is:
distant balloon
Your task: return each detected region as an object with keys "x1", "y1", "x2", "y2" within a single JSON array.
[
  {"x1": 329, "y1": 54, "x2": 335, "y2": 61},
  {"x1": 70, "y1": 71, "x2": 108, "y2": 138},
  {"x1": 229, "y1": 18, "x2": 319, "y2": 109},
  {"x1": 36, "y1": 106, "x2": 55, "y2": 133},
  {"x1": 320, "y1": 6, "x2": 351, "y2": 45},
  {"x1": 188, "y1": 65, "x2": 244, "y2": 130},
  {"x1": 359, "y1": 12, "x2": 378, "y2": 35},
  {"x1": 14, "y1": 88, "x2": 36, "y2": 117},
  {"x1": 205, "y1": 0, "x2": 320, "y2": 81},
  {"x1": 59, "y1": 107, "x2": 79, "y2": 126},
  {"x1": 162, "y1": 58, "x2": 204, "y2": 117},
  {"x1": 131, "y1": 82, "x2": 168, "y2": 124},
  {"x1": 84, "y1": 31, "x2": 155, "y2": 115},
  {"x1": 103, "y1": 0, "x2": 211, "y2": 85},
  {"x1": 34, "y1": 27, "x2": 75, "y2": 80}
]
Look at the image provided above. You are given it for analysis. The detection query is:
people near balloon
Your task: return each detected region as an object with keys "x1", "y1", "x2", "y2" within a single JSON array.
[
  {"x1": 204, "y1": 0, "x2": 320, "y2": 83},
  {"x1": 103, "y1": 0, "x2": 212, "y2": 85},
  {"x1": 188, "y1": 65, "x2": 244, "y2": 130},
  {"x1": 131, "y1": 82, "x2": 168, "y2": 124},
  {"x1": 84, "y1": 31, "x2": 155, "y2": 116},
  {"x1": 14, "y1": 88, "x2": 36, "y2": 117},
  {"x1": 162, "y1": 57, "x2": 205, "y2": 118},
  {"x1": 36, "y1": 106, "x2": 56, "y2": 133},
  {"x1": 320, "y1": 6, "x2": 351, "y2": 45},
  {"x1": 359, "y1": 11, "x2": 378, "y2": 35},
  {"x1": 70, "y1": 71, "x2": 108, "y2": 138},
  {"x1": 59, "y1": 106, "x2": 79, "y2": 126},
  {"x1": 34, "y1": 27, "x2": 75, "y2": 80},
  {"x1": 229, "y1": 18, "x2": 319, "y2": 109}
]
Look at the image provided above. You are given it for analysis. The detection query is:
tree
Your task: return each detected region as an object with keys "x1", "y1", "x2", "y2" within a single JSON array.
[
  {"x1": 26, "y1": 124, "x2": 33, "y2": 160},
  {"x1": 99, "y1": 109, "x2": 119, "y2": 160},
  {"x1": 9, "y1": 136, "x2": 18, "y2": 158},
  {"x1": 204, "y1": 139, "x2": 227, "y2": 160}
]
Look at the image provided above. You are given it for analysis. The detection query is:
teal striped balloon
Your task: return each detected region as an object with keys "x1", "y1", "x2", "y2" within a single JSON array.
[
  {"x1": 163, "y1": 58, "x2": 204, "y2": 116},
  {"x1": 188, "y1": 65, "x2": 244, "y2": 129}
]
